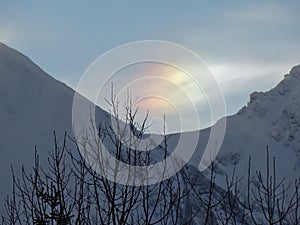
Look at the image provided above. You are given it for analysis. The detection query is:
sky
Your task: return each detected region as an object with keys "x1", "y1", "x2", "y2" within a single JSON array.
[{"x1": 1, "y1": 1, "x2": 300, "y2": 132}]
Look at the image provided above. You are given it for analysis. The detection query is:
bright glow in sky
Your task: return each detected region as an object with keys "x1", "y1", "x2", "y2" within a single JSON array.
[
  {"x1": 1, "y1": 1, "x2": 300, "y2": 132},
  {"x1": 96, "y1": 62, "x2": 211, "y2": 133}
]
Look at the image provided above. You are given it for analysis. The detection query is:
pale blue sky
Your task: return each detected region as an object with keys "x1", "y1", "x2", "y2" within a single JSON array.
[{"x1": 1, "y1": 1, "x2": 300, "y2": 131}]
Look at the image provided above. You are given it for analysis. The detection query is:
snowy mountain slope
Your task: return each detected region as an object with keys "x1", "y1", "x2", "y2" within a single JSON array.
[
  {"x1": 189, "y1": 65, "x2": 300, "y2": 187},
  {"x1": 0, "y1": 43, "x2": 110, "y2": 213},
  {"x1": 0, "y1": 42, "x2": 220, "y2": 223},
  {"x1": 0, "y1": 42, "x2": 300, "y2": 222}
]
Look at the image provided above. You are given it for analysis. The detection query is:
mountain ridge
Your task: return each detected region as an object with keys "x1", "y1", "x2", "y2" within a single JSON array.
[{"x1": 0, "y1": 43, "x2": 300, "y2": 218}]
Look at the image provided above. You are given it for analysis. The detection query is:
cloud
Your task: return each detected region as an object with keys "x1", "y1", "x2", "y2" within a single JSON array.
[{"x1": 210, "y1": 61, "x2": 297, "y2": 115}]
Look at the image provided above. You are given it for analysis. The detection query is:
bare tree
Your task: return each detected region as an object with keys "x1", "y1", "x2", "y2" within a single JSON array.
[
  {"x1": 3, "y1": 87, "x2": 300, "y2": 224},
  {"x1": 238, "y1": 147, "x2": 300, "y2": 225},
  {"x1": 79, "y1": 89, "x2": 184, "y2": 225},
  {"x1": 2, "y1": 89, "x2": 185, "y2": 225},
  {"x1": 1, "y1": 132, "x2": 90, "y2": 225}
]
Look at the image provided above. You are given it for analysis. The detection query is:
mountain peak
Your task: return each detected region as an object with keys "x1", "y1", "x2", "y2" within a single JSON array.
[
  {"x1": 0, "y1": 42, "x2": 47, "y2": 81},
  {"x1": 289, "y1": 64, "x2": 300, "y2": 78},
  {"x1": 238, "y1": 64, "x2": 300, "y2": 119}
]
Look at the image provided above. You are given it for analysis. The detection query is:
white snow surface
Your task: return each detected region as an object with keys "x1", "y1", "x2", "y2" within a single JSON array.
[
  {"x1": 0, "y1": 43, "x2": 108, "y2": 213},
  {"x1": 188, "y1": 64, "x2": 300, "y2": 186}
]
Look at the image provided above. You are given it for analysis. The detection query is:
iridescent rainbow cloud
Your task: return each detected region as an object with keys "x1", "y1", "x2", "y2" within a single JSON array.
[{"x1": 97, "y1": 62, "x2": 211, "y2": 133}]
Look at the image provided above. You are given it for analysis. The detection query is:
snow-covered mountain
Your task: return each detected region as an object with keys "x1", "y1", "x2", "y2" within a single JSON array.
[
  {"x1": 0, "y1": 43, "x2": 109, "y2": 213},
  {"x1": 0, "y1": 42, "x2": 299, "y2": 221},
  {"x1": 189, "y1": 64, "x2": 300, "y2": 185}
]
